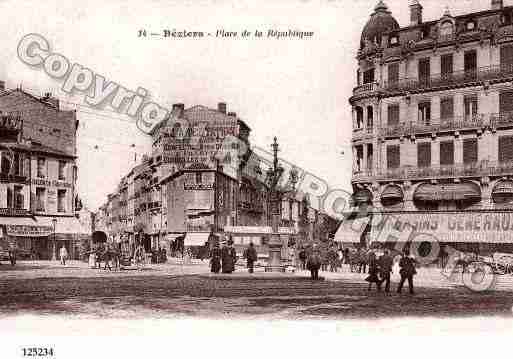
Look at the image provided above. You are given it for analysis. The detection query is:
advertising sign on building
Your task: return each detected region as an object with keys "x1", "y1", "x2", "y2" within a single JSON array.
[{"x1": 370, "y1": 212, "x2": 513, "y2": 244}]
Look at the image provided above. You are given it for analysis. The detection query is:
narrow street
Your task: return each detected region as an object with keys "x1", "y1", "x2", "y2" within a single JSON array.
[{"x1": 1, "y1": 260, "x2": 512, "y2": 320}]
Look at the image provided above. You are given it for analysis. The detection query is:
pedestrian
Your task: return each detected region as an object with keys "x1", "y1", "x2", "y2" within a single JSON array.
[
  {"x1": 397, "y1": 251, "x2": 417, "y2": 294},
  {"x1": 243, "y1": 242, "x2": 258, "y2": 274},
  {"x1": 379, "y1": 250, "x2": 393, "y2": 293},
  {"x1": 8, "y1": 245, "x2": 17, "y2": 266},
  {"x1": 59, "y1": 245, "x2": 68, "y2": 265},
  {"x1": 221, "y1": 239, "x2": 237, "y2": 274},
  {"x1": 328, "y1": 246, "x2": 338, "y2": 272},
  {"x1": 365, "y1": 252, "x2": 382, "y2": 291},
  {"x1": 298, "y1": 248, "x2": 306, "y2": 270},
  {"x1": 210, "y1": 243, "x2": 221, "y2": 273},
  {"x1": 103, "y1": 247, "x2": 112, "y2": 271},
  {"x1": 306, "y1": 245, "x2": 322, "y2": 280}
]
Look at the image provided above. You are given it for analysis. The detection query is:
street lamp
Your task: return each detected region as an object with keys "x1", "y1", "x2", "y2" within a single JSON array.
[{"x1": 51, "y1": 217, "x2": 57, "y2": 261}]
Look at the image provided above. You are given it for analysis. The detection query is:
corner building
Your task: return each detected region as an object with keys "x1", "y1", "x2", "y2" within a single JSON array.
[{"x1": 348, "y1": 0, "x2": 513, "y2": 255}]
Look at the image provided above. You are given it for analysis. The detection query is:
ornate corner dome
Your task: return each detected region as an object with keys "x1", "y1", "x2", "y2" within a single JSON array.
[{"x1": 361, "y1": 1, "x2": 399, "y2": 48}]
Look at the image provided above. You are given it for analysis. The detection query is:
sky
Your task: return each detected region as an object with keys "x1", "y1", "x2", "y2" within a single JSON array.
[{"x1": 0, "y1": 0, "x2": 502, "y2": 211}]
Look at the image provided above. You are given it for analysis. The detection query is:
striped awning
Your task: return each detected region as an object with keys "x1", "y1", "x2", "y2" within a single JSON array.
[
  {"x1": 492, "y1": 181, "x2": 513, "y2": 195},
  {"x1": 414, "y1": 182, "x2": 481, "y2": 201},
  {"x1": 381, "y1": 185, "x2": 403, "y2": 200}
]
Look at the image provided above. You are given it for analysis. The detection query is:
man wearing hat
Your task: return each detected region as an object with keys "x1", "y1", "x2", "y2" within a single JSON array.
[{"x1": 221, "y1": 237, "x2": 237, "y2": 274}]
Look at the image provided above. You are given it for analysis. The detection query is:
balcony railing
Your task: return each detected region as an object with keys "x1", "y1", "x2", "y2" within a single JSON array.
[
  {"x1": 352, "y1": 82, "x2": 380, "y2": 95},
  {"x1": 380, "y1": 115, "x2": 487, "y2": 138},
  {"x1": 383, "y1": 64, "x2": 513, "y2": 93},
  {"x1": 352, "y1": 160, "x2": 513, "y2": 182},
  {"x1": 353, "y1": 126, "x2": 374, "y2": 139}
]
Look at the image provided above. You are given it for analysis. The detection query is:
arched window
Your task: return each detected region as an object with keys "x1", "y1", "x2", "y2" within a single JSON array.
[
  {"x1": 440, "y1": 21, "x2": 453, "y2": 37},
  {"x1": 367, "y1": 106, "x2": 373, "y2": 129},
  {"x1": 355, "y1": 107, "x2": 364, "y2": 129}
]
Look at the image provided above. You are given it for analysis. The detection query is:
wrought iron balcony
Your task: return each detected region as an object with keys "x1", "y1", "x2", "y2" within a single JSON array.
[
  {"x1": 352, "y1": 82, "x2": 380, "y2": 95},
  {"x1": 383, "y1": 65, "x2": 513, "y2": 93},
  {"x1": 352, "y1": 126, "x2": 374, "y2": 140},
  {"x1": 352, "y1": 160, "x2": 513, "y2": 182},
  {"x1": 379, "y1": 115, "x2": 487, "y2": 138}
]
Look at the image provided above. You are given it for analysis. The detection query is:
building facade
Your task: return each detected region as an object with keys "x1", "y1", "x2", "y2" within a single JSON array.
[
  {"x1": 346, "y1": 0, "x2": 513, "y2": 255},
  {"x1": 0, "y1": 85, "x2": 86, "y2": 259}
]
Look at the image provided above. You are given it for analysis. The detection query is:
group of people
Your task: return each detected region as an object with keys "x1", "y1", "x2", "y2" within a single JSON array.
[
  {"x1": 365, "y1": 250, "x2": 417, "y2": 294},
  {"x1": 209, "y1": 240, "x2": 238, "y2": 274},
  {"x1": 88, "y1": 243, "x2": 123, "y2": 271}
]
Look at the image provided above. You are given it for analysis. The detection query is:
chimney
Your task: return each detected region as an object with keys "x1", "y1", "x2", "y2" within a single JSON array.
[
  {"x1": 410, "y1": 0, "x2": 423, "y2": 26},
  {"x1": 227, "y1": 112, "x2": 237, "y2": 117},
  {"x1": 0, "y1": 80, "x2": 5, "y2": 91},
  {"x1": 492, "y1": 0, "x2": 503, "y2": 10},
  {"x1": 217, "y1": 102, "x2": 227, "y2": 114},
  {"x1": 171, "y1": 103, "x2": 185, "y2": 117},
  {"x1": 42, "y1": 92, "x2": 60, "y2": 109}
]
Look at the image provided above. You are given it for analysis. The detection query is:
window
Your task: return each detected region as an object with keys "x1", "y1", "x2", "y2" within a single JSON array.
[
  {"x1": 14, "y1": 185, "x2": 24, "y2": 209},
  {"x1": 363, "y1": 69, "x2": 375, "y2": 84},
  {"x1": 1, "y1": 153, "x2": 10, "y2": 175},
  {"x1": 37, "y1": 158, "x2": 46, "y2": 178},
  {"x1": 500, "y1": 91, "x2": 513, "y2": 113},
  {"x1": 367, "y1": 106, "x2": 373, "y2": 129},
  {"x1": 440, "y1": 141, "x2": 454, "y2": 165},
  {"x1": 503, "y1": 11, "x2": 512, "y2": 26},
  {"x1": 418, "y1": 102, "x2": 431, "y2": 125},
  {"x1": 466, "y1": 21, "x2": 476, "y2": 31},
  {"x1": 57, "y1": 189, "x2": 66, "y2": 213},
  {"x1": 418, "y1": 58, "x2": 430, "y2": 85},
  {"x1": 441, "y1": 54, "x2": 453, "y2": 79},
  {"x1": 389, "y1": 36, "x2": 399, "y2": 45},
  {"x1": 388, "y1": 63, "x2": 399, "y2": 84},
  {"x1": 500, "y1": 44, "x2": 513, "y2": 73},
  {"x1": 440, "y1": 21, "x2": 453, "y2": 36},
  {"x1": 36, "y1": 187, "x2": 46, "y2": 212},
  {"x1": 499, "y1": 136, "x2": 513, "y2": 162},
  {"x1": 195, "y1": 172, "x2": 203, "y2": 184},
  {"x1": 463, "y1": 138, "x2": 478, "y2": 164},
  {"x1": 420, "y1": 26, "x2": 430, "y2": 39},
  {"x1": 387, "y1": 104, "x2": 400, "y2": 126},
  {"x1": 440, "y1": 97, "x2": 454, "y2": 121},
  {"x1": 355, "y1": 107, "x2": 364, "y2": 128},
  {"x1": 387, "y1": 145, "x2": 400, "y2": 169},
  {"x1": 464, "y1": 96, "x2": 478, "y2": 120},
  {"x1": 58, "y1": 161, "x2": 66, "y2": 180},
  {"x1": 417, "y1": 142, "x2": 431, "y2": 168},
  {"x1": 6, "y1": 187, "x2": 13, "y2": 208},
  {"x1": 356, "y1": 69, "x2": 361, "y2": 86},
  {"x1": 464, "y1": 50, "x2": 477, "y2": 77}
]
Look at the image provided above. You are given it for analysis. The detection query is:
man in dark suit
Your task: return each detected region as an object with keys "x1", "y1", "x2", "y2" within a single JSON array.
[
  {"x1": 379, "y1": 250, "x2": 393, "y2": 293},
  {"x1": 397, "y1": 251, "x2": 417, "y2": 294}
]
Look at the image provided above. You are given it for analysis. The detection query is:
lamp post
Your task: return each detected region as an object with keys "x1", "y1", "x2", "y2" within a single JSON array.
[
  {"x1": 51, "y1": 217, "x2": 57, "y2": 261},
  {"x1": 265, "y1": 137, "x2": 286, "y2": 272}
]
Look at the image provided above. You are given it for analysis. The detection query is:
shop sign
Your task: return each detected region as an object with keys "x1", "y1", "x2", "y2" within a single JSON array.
[
  {"x1": 0, "y1": 208, "x2": 30, "y2": 216},
  {"x1": 184, "y1": 183, "x2": 214, "y2": 190},
  {"x1": 4, "y1": 224, "x2": 53, "y2": 237},
  {"x1": 31, "y1": 179, "x2": 72, "y2": 188},
  {"x1": 371, "y1": 212, "x2": 513, "y2": 244}
]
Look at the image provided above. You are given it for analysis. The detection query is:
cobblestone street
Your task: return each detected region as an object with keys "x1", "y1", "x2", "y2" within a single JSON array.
[{"x1": 1, "y1": 260, "x2": 513, "y2": 320}]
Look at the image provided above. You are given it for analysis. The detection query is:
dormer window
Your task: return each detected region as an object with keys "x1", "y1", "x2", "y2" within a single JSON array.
[
  {"x1": 420, "y1": 26, "x2": 430, "y2": 40},
  {"x1": 440, "y1": 21, "x2": 454, "y2": 36},
  {"x1": 503, "y1": 10, "x2": 512, "y2": 26},
  {"x1": 466, "y1": 20, "x2": 476, "y2": 31},
  {"x1": 389, "y1": 36, "x2": 399, "y2": 46}
]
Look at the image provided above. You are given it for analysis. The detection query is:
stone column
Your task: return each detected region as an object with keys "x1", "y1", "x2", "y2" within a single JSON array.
[
  {"x1": 432, "y1": 137, "x2": 440, "y2": 166},
  {"x1": 454, "y1": 137, "x2": 463, "y2": 164}
]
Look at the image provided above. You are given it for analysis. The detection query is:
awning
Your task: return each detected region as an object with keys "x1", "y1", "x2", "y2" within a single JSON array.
[
  {"x1": 184, "y1": 232, "x2": 209, "y2": 246},
  {"x1": 414, "y1": 182, "x2": 481, "y2": 201},
  {"x1": 369, "y1": 212, "x2": 513, "y2": 244},
  {"x1": 223, "y1": 226, "x2": 297, "y2": 235},
  {"x1": 352, "y1": 189, "x2": 373, "y2": 204},
  {"x1": 333, "y1": 214, "x2": 369, "y2": 243},
  {"x1": 381, "y1": 185, "x2": 403, "y2": 200},
  {"x1": 0, "y1": 216, "x2": 52, "y2": 237},
  {"x1": 492, "y1": 181, "x2": 513, "y2": 195}
]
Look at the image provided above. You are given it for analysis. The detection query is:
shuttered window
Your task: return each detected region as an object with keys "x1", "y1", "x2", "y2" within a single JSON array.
[
  {"x1": 440, "y1": 141, "x2": 454, "y2": 165},
  {"x1": 388, "y1": 63, "x2": 399, "y2": 84},
  {"x1": 418, "y1": 102, "x2": 431, "y2": 125},
  {"x1": 499, "y1": 136, "x2": 513, "y2": 163},
  {"x1": 387, "y1": 145, "x2": 400, "y2": 169},
  {"x1": 418, "y1": 58, "x2": 430, "y2": 83},
  {"x1": 441, "y1": 54, "x2": 453, "y2": 77},
  {"x1": 440, "y1": 97, "x2": 454, "y2": 120},
  {"x1": 500, "y1": 44, "x2": 513, "y2": 72},
  {"x1": 464, "y1": 96, "x2": 478, "y2": 120},
  {"x1": 387, "y1": 104, "x2": 400, "y2": 126},
  {"x1": 500, "y1": 91, "x2": 513, "y2": 113},
  {"x1": 417, "y1": 142, "x2": 431, "y2": 168},
  {"x1": 463, "y1": 138, "x2": 478, "y2": 164}
]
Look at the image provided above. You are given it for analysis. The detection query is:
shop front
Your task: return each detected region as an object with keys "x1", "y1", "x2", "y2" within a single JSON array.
[
  {"x1": 0, "y1": 217, "x2": 54, "y2": 259},
  {"x1": 367, "y1": 211, "x2": 513, "y2": 260}
]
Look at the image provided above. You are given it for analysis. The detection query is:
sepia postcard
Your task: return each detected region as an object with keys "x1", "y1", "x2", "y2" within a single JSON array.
[{"x1": 1, "y1": 0, "x2": 513, "y2": 358}]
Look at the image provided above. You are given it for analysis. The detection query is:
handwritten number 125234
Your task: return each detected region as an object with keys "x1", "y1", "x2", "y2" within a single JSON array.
[{"x1": 22, "y1": 348, "x2": 54, "y2": 357}]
